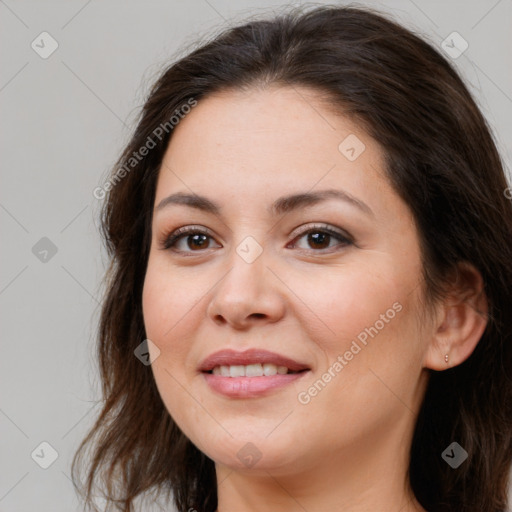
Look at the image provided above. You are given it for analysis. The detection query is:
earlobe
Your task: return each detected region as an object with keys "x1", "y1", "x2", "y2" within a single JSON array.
[{"x1": 422, "y1": 262, "x2": 488, "y2": 371}]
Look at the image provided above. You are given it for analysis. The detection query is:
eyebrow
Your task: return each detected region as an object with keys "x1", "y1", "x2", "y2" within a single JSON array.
[{"x1": 155, "y1": 189, "x2": 374, "y2": 217}]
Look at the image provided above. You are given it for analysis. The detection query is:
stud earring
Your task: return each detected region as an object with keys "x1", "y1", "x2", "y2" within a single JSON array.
[{"x1": 445, "y1": 354, "x2": 449, "y2": 363}]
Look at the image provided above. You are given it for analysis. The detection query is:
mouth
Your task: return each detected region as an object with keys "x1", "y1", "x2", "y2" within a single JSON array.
[
  {"x1": 205, "y1": 363, "x2": 308, "y2": 377},
  {"x1": 198, "y1": 348, "x2": 311, "y2": 398},
  {"x1": 198, "y1": 348, "x2": 311, "y2": 374}
]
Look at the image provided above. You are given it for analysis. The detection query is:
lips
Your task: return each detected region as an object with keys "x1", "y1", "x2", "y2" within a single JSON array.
[{"x1": 198, "y1": 348, "x2": 310, "y2": 374}]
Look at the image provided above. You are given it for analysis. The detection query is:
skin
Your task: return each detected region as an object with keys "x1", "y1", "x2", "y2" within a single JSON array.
[{"x1": 142, "y1": 85, "x2": 487, "y2": 511}]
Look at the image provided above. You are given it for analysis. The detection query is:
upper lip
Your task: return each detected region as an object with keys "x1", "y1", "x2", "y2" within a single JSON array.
[{"x1": 198, "y1": 349, "x2": 310, "y2": 373}]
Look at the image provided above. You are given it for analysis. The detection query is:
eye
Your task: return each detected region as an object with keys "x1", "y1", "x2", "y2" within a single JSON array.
[
  {"x1": 159, "y1": 223, "x2": 353, "y2": 255},
  {"x1": 287, "y1": 223, "x2": 353, "y2": 252},
  {"x1": 160, "y1": 226, "x2": 220, "y2": 253}
]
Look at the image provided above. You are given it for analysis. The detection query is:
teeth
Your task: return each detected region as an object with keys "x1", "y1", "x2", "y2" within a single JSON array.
[
  {"x1": 245, "y1": 364, "x2": 263, "y2": 377},
  {"x1": 230, "y1": 365, "x2": 245, "y2": 378},
  {"x1": 263, "y1": 363, "x2": 278, "y2": 376},
  {"x1": 211, "y1": 363, "x2": 294, "y2": 377}
]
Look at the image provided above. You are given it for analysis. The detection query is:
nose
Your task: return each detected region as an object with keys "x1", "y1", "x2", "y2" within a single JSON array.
[{"x1": 206, "y1": 246, "x2": 286, "y2": 329}]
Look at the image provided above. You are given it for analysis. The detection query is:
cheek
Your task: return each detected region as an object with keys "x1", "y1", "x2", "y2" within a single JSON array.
[
  {"x1": 142, "y1": 257, "x2": 198, "y2": 340},
  {"x1": 142, "y1": 259, "x2": 205, "y2": 435},
  {"x1": 291, "y1": 262, "x2": 416, "y2": 356},
  {"x1": 291, "y1": 267, "x2": 424, "y2": 439},
  {"x1": 141, "y1": 258, "x2": 198, "y2": 383},
  {"x1": 288, "y1": 259, "x2": 426, "y2": 417}
]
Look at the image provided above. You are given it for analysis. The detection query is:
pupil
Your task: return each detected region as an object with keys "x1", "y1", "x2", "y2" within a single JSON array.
[
  {"x1": 188, "y1": 234, "x2": 208, "y2": 250},
  {"x1": 308, "y1": 232, "x2": 329, "y2": 249}
]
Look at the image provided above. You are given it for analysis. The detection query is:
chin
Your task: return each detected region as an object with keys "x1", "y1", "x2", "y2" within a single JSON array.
[{"x1": 197, "y1": 432, "x2": 303, "y2": 473}]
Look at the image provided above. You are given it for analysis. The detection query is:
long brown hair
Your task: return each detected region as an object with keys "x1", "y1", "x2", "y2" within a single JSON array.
[{"x1": 72, "y1": 5, "x2": 512, "y2": 511}]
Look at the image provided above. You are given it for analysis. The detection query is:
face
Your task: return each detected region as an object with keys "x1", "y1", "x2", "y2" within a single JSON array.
[{"x1": 142, "y1": 86, "x2": 431, "y2": 476}]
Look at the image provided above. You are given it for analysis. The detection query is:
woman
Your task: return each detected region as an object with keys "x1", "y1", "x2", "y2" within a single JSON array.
[{"x1": 72, "y1": 5, "x2": 512, "y2": 511}]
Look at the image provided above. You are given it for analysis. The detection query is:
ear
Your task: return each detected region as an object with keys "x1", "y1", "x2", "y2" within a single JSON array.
[{"x1": 423, "y1": 262, "x2": 488, "y2": 371}]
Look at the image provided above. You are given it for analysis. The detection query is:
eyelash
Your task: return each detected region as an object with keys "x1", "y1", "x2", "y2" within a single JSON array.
[{"x1": 159, "y1": 223, "x2": 353, "y2": 255}]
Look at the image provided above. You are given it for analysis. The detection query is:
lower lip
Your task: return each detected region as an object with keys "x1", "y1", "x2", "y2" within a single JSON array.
[{"x1": 202, "y1": 371, "x2": 309, "y2": 398}]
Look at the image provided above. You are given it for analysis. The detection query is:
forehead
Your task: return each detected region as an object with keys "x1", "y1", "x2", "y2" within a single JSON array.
[
  {"x1": 154, "y1": 86, "x2": 398, "y2": 220},
  {"x1": 164, "y1": 85, "x2": 373, "y2": 169}
]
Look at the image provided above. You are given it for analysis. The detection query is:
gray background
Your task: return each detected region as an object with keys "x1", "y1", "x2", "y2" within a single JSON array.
[{"x1": 1, "y1": 0, "x2": 511, "y2": 510}]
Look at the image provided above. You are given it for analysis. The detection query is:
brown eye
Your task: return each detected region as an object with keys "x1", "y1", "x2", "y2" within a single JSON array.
[
  {"x1": 161, "y1": 224, "x2": 352, "y2": 255},
  {"x1": 161, "y1": 227, "x2": 220, "y2": 253},
  {"x1": 185, "y1": 233, "x2": 210, "y2": 250},
  {"x1": 289, "y1": 225, "x2": 352, "y2": 252},
  {"x1": 306, "y1": 232, "x2": 331, "y2": 250}
]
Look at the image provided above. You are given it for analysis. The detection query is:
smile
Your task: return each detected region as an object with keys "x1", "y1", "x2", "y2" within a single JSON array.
[
  {"x1": 209, "y1": 363, "x2": 304, "y2": 377},
  {"x1": 199, "y1": 348, "x2": 311, "y2": 398}
]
